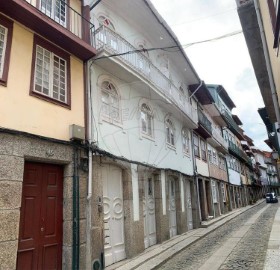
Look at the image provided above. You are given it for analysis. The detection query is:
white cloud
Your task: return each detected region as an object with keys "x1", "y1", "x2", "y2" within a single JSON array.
[{"x1": 151, "y1": 0, "x2": 270, "y2": 151}]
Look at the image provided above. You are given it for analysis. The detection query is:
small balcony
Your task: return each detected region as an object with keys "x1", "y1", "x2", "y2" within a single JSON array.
[
  {"x1": 0, "y1": 0, "x2": 96, "y2": 60},
  {"x1": 264, "y1": 157, "x2": 272, "y2": 164},
  {"x1": 93, "y1": 25, "x2": 198, "y2": 127},
  {"x1": 209, "y1": 126, "x2": 228, "y2": 154},
  {"x1": 228, "y1": 141, "x2": 249, "y2": 163},
  {"x1": 221, "y1": 110, "x2": 244, "y2": 140},
  {"x1": 267, "y1": 168, "x2": 277, "y2": 176},
  {"x1": 270, "y1": 182, "x2": 280, "y2": 187},
  {"x1": 195, "y1": 109, "x2": 212, "y2": 138}
]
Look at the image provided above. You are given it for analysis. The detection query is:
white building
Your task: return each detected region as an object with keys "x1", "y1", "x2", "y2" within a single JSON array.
[{"x1": 88, "y1": 0, "x2": 203, "y2": 266}]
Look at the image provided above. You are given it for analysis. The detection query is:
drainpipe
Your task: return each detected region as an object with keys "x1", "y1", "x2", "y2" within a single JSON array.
[
  {"x1": 73, "y1": 147, "x2": 80, "y2": 270},
  {"x1": 85, "y1": 59, "x2": 93, "y2": 270},
  {"x1": 254, "y1": 0, "x2": 280, "y2": 148}
]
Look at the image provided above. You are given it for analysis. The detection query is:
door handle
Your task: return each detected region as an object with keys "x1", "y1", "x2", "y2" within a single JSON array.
[{"x1": 41, "y1": 227, "x2": 44, "y2": 232}]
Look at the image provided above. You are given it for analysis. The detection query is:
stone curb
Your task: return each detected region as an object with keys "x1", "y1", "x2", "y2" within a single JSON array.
[{"x1": 113, "y1": 200, "x2": 265, "y2": 270}]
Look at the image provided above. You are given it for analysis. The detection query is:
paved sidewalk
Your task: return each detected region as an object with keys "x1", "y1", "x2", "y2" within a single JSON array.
[
  {"x1": 263, "y1": 204, "x2": 280, "y2": 270},
  {"x1": 107, "y1": 200, "x2": 265, "y2": 270}
]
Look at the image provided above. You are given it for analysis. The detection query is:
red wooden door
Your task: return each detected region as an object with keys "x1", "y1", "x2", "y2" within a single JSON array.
[{"x1": 17, "y1": 162, "x2": 63, "y2": 270}]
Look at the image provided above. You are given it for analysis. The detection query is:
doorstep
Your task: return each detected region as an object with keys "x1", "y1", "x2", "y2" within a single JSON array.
[{"x1": 107, "y1": 200, "x2": 265, "y2": 270}]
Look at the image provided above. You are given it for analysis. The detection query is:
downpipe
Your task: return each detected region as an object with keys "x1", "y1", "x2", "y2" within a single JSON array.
[
  {"x1": 73, "y1": 147, "x2": 80, "y2": 270},
  {"x1": 86, "y1": 59, "x2": 93, "y2": 269}
]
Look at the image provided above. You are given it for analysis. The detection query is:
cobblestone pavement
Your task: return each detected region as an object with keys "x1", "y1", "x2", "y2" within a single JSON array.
[{"x1": 159, "y1": 203, "x2": 278, "y2": 270}]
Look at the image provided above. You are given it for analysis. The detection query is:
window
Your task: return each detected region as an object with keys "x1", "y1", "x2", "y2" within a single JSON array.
[
  {"x1": 138, "y1": 45, "x2": 150, "y2": 75},
  {"x1": 179, "y1": 84, "x2": 184, "y2": 102},
  {"x1": 221, "y1": 183, "x2": 227, "y2": 202},
  {"x1": 213, "y1": 149, "x2": 217, "y2": 165},
  {"x1": 182, "y1": 129, "x2": 190, "y2": 154},
  {"x1": 97, "y1": 16, "x2": 117, "y2": 50},
  {"x1": 31, "y1": 36, "x2": 70, "y2": 107},
  {"x1": 98, "y1": 15, "x2": 115, "y2": 30},
  {"x1": 0, "y1": 15, "x2": 13, "y2": 85},
  {"x1": 101, "y1": 81, "x2": 120, "y2": 122},
  {"x1": 40, "y1": 0, "x2": 67, "y2": 27},
  {"x1": 220, "y1": 158, "x2": 226, "y2": 171},
  {"x1": 211, "y1": 180, "x2": 218, "y2": 203},
  {"x1": 208, "y1": 148, "x2": 212, "y2": 163},
  {"x1": 148, "y1": 178, "x2": 153, "y2": 196},
  {"x1": 193, "y1": 133, "x2": 200, "y2": 157},
  {"x1": 201, "y1": 139, "x2": 207, "y2": 161},
  {"x1": 140, "y1": 103, "x2": 153, "y2": 137},
  {"x1": 166, "y1": 118, "x2": 175, "y2": 146}
]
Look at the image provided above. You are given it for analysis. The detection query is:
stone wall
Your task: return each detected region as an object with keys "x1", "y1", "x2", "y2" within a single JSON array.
[{"x1": 0, "y1": 132, "x2": 87, "y2": 270}]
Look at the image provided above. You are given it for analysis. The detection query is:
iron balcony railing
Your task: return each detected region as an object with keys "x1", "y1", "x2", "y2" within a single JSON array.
[
  {"x1": 221, "y1": 109, "x2": 243, "y2": 138},
  {"x1": 212, "y1": 126, "x2": 227, "y2": 149},
  {"x1": 94, "y1": 25, "x2": 198, "y2": 124},
  {"x1": 25, "y1": 0, "x2": 95, "y2": 41},
  {"x1": 264, "y1": 157, "x2": 272, "y2": 164},
  {"x1": 267, "y1": 168, "x2": 277, "y2": 175},
  {"x1": 198, "y1": 109, "x2": 212, "y2": 135},
  {"x1": 270, "y1": 182, "x2": 280, "y2": 187},
  {"x1": 228, "y1": 141, "x2": 249, "y2": 163}
]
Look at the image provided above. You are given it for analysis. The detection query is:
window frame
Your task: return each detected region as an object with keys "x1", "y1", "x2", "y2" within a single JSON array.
[
  {"x1": 39, "y1": 0, "x2": 68, "y2": 28},
  {"x1": 211, "y1": 180, "x2": 218, "y2": 203},
  {"x1": 140, "y1": 103, "x2": 154, "y2": 138},
  {"x1": 182, "y1": 128, "x2": 190, "y2": 155},
  {"x1": 165, "y1": 118, "x2": 176, "y2": 148},
  {"x1": 200, "y1": 139, "x2": 207, "y2": 161},
  {"x1": 100, "y1": 80, "x2": 121, "y2": 124},
  {"x1": 30, "y1": 35, "x2": 71, "y2": 108},
  {"x1": 193, "y1": 133, "x2": 200, "y2": 158},
  {"x1": 0, "y1": 15, "x2": 13, "y2": 86}
]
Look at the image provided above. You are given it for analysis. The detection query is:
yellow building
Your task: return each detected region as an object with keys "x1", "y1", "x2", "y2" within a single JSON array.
[{"x1": 0, "y1": 1, "x2": 95, "y2": 269}]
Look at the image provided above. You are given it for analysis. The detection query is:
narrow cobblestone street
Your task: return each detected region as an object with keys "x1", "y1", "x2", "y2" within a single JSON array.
[{"x1": 159, "y1": 202, "x2": 279, "y2": 270}]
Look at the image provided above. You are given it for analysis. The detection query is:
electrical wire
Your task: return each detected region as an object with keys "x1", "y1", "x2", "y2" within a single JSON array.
[{"x1": 94, "y1": 30, "x2": 243, "y2": 61}]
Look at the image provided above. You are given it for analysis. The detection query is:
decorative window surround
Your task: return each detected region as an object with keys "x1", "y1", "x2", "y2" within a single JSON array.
[
  {"x1": 100, "y1": 80, "x2": 121, "y2": 124},
  {"x1": 165, "y1": 118, "x2": 176, "y2": 148},
  {"x1": 140, "y1": 103, "x2": 153, "y2": 138},
  {"x1": 182, "y1": 128, "x2": 190, "y2": 156}
]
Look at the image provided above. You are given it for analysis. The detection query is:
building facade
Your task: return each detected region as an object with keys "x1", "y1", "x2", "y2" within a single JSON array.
[
  {"x1": 0, "y1": 1, "x2": 95, "y2": 269},
  {"x1": 0, "y1": 1, "x2": 275, "y2": 269}
]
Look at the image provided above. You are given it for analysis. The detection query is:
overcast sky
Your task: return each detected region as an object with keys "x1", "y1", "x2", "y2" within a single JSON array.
[{"x1": 151, "y1": 0, "x2": 270, "y2": 151}]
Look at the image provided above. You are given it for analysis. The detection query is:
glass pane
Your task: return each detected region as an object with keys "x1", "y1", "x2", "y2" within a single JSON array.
[{"x1": 0, "y1": 25, "x2": 7, "y2": 77}]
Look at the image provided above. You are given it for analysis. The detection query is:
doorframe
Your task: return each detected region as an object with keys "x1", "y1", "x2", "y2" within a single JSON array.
[
  {"x1": 141, "y1": 171, "x2": 157, "y2": 249},
  {"x1": 17, "y1": 159, "x2": 70, "y2": 270}
]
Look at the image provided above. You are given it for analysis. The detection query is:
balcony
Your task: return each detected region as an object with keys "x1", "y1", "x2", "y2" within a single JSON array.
[
  {"x1": 228, "y1": 141, "x2": 249, "y2": 163},
  {"x1": 208, "y1": 126, "x2": 228, "y2": 154},
  {"x1": 195, "y1": 109, "x2": 212, "y2": 138},
  {"x1": 264, "y1": 156, "x2": 272, "y2": 164},
  {"x1": 93, "y1": 25, "x2": 198, "y2": 127},
  {"x1": 221, "y1": 110, "x2": 244, "y2": 140},
  {"x1": 0, "y1": 0, "x2": 96, "y2": 60},
  {"x1": 270, "y1": 182, "x2": 280, "y2": 187},
  {"x1": 267, "y1": 169, "x2": 278, "y2": 176}
]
